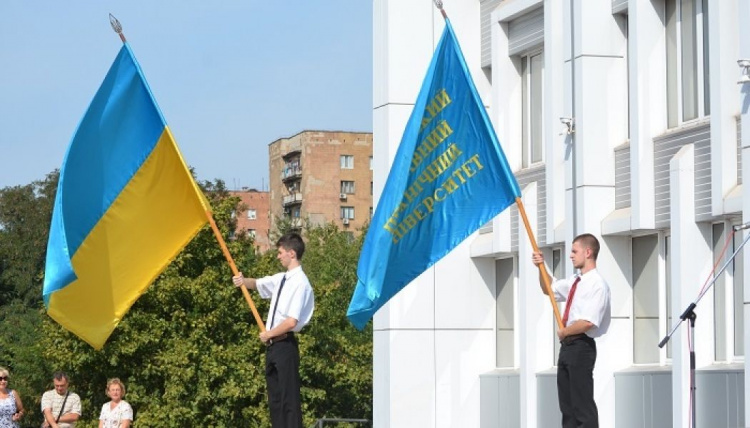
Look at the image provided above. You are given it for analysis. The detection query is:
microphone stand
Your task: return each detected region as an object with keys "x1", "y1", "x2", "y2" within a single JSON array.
[{"x1": 658, "y1": 226, "x2": 750, "y2": 428}]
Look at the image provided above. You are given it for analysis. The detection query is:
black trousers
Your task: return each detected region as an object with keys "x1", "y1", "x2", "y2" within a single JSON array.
[
  {"x1": 557, "y1": 336, "x2": 598, "y2": 428},
  {"x1": 265, "y1": 335, "x2": 303, "y2": 428}
]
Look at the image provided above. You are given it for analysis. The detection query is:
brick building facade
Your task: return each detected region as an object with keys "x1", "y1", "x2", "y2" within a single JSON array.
[
  {"x1": 229, "y1": 189, "x2": 271, "y2": 253},
  {"x1": 268, "y1": 130, "x2": 373, "y2": 234}
]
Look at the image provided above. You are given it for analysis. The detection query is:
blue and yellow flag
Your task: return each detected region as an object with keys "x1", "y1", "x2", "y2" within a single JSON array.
[
  {"x1": 44, "y1": 43, "x2": 211, "y2": 349},
  {"x1": 347, "y1": 19, "x2": 521, "y2": 329}
]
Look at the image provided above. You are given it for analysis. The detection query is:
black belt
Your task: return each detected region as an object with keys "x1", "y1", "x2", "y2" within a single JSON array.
[
  {"x1": 561, "y1": 333, "x2": 593, "y2": 346},
  {"x1": 267, "y1": 332, "x2": 295, "y2": 346}
]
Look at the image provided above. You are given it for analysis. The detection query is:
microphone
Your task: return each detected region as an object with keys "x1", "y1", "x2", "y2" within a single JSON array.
[{"x1": 733, "y1": 222, "x2": 750, "y2": 231}]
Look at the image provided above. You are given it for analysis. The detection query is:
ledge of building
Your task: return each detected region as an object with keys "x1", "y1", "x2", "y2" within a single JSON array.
[
  {"x1": 724, "y1": 184, "x2": 743, "y2": 214},
  {"x1": 470, "y1": 230, "x2": 496, "y2": 258},
  {"x1": 614, "y1": 365, "x2": 672, "y2": 376},
  {"x1": 601, "y1": 207, "x2": 632, "y2": 236},
  {"x1": 479, "y1": 368, "x2": 520, "y2": 378}
]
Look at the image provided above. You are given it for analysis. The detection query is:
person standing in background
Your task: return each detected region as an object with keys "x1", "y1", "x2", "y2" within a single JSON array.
[
  {"x1": 41, "y1": 371, "x2": 81, "y2": 428},
  {"x1": 98, "y1": 378, "x2": 133, "y2": 428},
  {"x1": 0, "y1": 367, "x2": 24, "y2": 428}
]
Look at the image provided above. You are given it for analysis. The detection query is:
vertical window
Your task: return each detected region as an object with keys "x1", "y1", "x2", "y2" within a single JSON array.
[
  {"x1": 496, "y1": 258, "x2": 515, "y2": 368},
  {"x1": 340, "y1": 181, "x2": 355, "y2": 194},
  {"x1": 665, "y1": 234, "x2": 673, "y2": 358},
  {"x1": 521, "y1": 51, "x2": 544, "y2": 168},
  {"x1": 369, "y1": 156, "x2": 373, "y2": 170},
  {"x1": 341, "y1": 206, "x2": 355, "y2": 219},
  {"x1": 369, "y1": 207, "x2": 373, "y2": 218},
  {"x1": 714, "y1": 224, "x2": 728, "y2": 361},
  {"x1": 732, "y1": 226, "x2": 744, "y2": 357},
  {"x1": 340, "y1": 155, "x2": 354, "y2": 169},
  {"x1": 633, "y1": 234, "x2": 660, "y2": 364},
  {"x1": 370, "y1": 181, "x2": 373, "y2": 195},
  {"x1": 709, "y1": 222, "x2": 745, "y2": 360},
  {"x1": 248, "y1": 229, "x2": 256, "y2": 238},
  {"x1": 247, "y1": 209, "x2": 257, "y2": 220},
  {"x1": 665, "y1": 0, "x2": 709, "y2": 128}
]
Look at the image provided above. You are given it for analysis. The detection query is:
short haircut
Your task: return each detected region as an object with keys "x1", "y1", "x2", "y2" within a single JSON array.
[
  {"x1": 573, "y1": 233, "x2": 600, "y2": 260},
  {"x1": 52, "y1": 371, "x2": 69, "y2": 382},
  {"x1": 0, "y1": 367, "x2": 8, "y2": 378},
  {"x1": 106, "y1": 378, "x2": 126, "y2": 396},
  {"x1": 277, "y1": 232, "x2": 305, "y2": 260}
]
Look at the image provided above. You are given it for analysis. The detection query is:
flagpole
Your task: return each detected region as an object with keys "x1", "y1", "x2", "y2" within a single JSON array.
[
  {"x1": 516, "y1": 197, "x2": 564, "y2": 329},
  {"x1": 108, "y1": 15, "x2": 266, "y2": 333},
  {"x1": 206, "y1": 211, "x2": 267, "y2": 332}
]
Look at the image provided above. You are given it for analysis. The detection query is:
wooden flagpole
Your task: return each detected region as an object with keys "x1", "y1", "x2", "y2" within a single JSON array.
[
  {"x1": 108, "y1": 14, "x2": 266, "y2": 333},
  {"x1": 206, "y1": 212, "x2": 266, "y2": 332},
  {"x1": 516, "y1": 197, "x2": 564, "y2": 329}
]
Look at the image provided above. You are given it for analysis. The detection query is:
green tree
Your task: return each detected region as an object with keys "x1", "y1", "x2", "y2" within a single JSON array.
[
  {"x1": 0, "y1": 171, "x2": 58, "y2": 305},
  {"x1": 32, "y1": 183, "x2": 372, "y2": 427}
]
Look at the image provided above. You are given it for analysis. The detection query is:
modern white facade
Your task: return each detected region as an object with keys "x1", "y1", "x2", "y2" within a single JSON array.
[{"x1": 372, "y1": 0, "x2": 747, "y2": 427}]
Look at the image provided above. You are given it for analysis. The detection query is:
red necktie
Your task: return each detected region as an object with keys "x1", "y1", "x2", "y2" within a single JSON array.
[{"x1": 562, "y1": 276, "x2": 581, "y2": 327}]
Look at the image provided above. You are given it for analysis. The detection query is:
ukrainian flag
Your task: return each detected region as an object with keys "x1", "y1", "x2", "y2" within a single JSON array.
[{"x1": 44, "y1": 43, "x2": 211, "y2": 349}]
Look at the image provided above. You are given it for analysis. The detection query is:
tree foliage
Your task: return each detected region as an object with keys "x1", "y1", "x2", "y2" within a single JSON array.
[
  {"x1": 0, "y1": 173, "x2": 372, "y2": 427},
  {"x1": 0, "y1": 171, "x2": 58, "y2": 306}
]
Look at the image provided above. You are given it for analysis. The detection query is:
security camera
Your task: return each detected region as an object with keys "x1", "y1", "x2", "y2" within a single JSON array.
[
  {"x1": 559, "y1": 117, "x2": 575, "y2": 135},
  {"x1": 738, "y1": 59, "x2": 750, "y2": 84}
]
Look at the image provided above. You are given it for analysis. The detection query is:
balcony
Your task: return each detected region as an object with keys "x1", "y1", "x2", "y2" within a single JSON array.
[
  {"x1": 290, "y1": 218, "x2": 303, "y2": 228},
  {"x1": 281, "y1": 165, "x2": 302, "y2": 181},
  {"x1": 283, "y1": 192, "x2": 303, "y2": 206}
]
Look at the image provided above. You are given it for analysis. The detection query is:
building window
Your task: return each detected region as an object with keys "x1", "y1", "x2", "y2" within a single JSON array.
[
  {"x1": 370, "y1": 181, "x2": 373, "y2": 195},
  {"x1": 248, "y1": 229, "x2": 257, "y2": 238},
  {"x1": 665, "y1": 234, "x2": 673, "y2": 359},
  {"x1": 666, "y1": 0, "x2": 709, "y2": 128},
  {"x1": 495, "y1": 257, "x2": 515, "y2": 368},
  {"x1": 633, "y1": 234, "x2": 660, "y2": 364},
  {"x1": 247, "y1": 209, "x2": 257, "y2": 220},
  {"x1": 340, "y1": 155, "x2": 354, "y2": 169},
  {"x1": 369, "y1": 156, "x2": 373, "y2": 170},
  {"x1": 521, "y1": 51, "x2": 544, "y2": 168},
  {"x1": 732, "y1": 227, "x2": 744, "y2": 356},
  {"x1": 341, "y1": 206, "x2": 355, "y2": 220},
  {"x1": 715, "y1": 222, "x2": 745, "y2": 360},
  {"x1": 369, "y1": 206, "x2": 373, "y2": 218},
  {"x1": 341, "y1": 181, "x2": 355, "y2": 194}
]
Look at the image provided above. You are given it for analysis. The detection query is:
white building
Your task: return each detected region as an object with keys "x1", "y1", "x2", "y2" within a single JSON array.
[{"x1": 372, "y1": 1, "x2": 747, "y2": 427}]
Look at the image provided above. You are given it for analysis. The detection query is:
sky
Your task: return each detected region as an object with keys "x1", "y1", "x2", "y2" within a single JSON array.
[{"x1": 0, "y1": 1, "x2": 373, "y2": 191}]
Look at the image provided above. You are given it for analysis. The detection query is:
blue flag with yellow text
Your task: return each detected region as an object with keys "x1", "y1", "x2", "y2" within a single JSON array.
[
  {"x1": 44, "y1": 43, "x2": 211, "y2": 349},
  {"x1": 347, "y1": 19, "x2": 521, "y2": 329}
]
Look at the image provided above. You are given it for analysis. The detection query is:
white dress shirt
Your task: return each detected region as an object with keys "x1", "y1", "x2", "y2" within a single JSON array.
[
  {"x1": 256, "y1": 265, "x2": 314, "y2": 331},
  {"x1": 552, "y1": 268, "x2": 611, "y2": 338}
]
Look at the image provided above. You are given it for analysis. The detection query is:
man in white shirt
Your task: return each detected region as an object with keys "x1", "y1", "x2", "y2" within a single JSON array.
[
  {"x1": 532, "y1": 233, "x2": 611, "y2": 428},
  {"x1": 233, "y1": 232, "x2": 315, "y2": 428},
  {"x1": 41, "y1": 371, "x2": 81, "y2": 428}
]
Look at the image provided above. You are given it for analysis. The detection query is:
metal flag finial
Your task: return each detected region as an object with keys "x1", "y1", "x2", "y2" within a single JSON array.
[
  {"x1": 109, "y1": 13, "x2": 126, "y2": 43},
  {"x1": 432, "y1": 0, "x2": 447, "y2": 19}
]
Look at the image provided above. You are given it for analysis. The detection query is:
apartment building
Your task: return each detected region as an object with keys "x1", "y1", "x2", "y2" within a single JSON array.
[
  {"x1": 373, "y1": 1, "x2": 747, "y2": 427},
  {"x1": 229, "y1": 189, "x2": 271, "y2": 253},
  {"x1": 268, "y1": 130, "x2": 373, "y2": 234}
]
